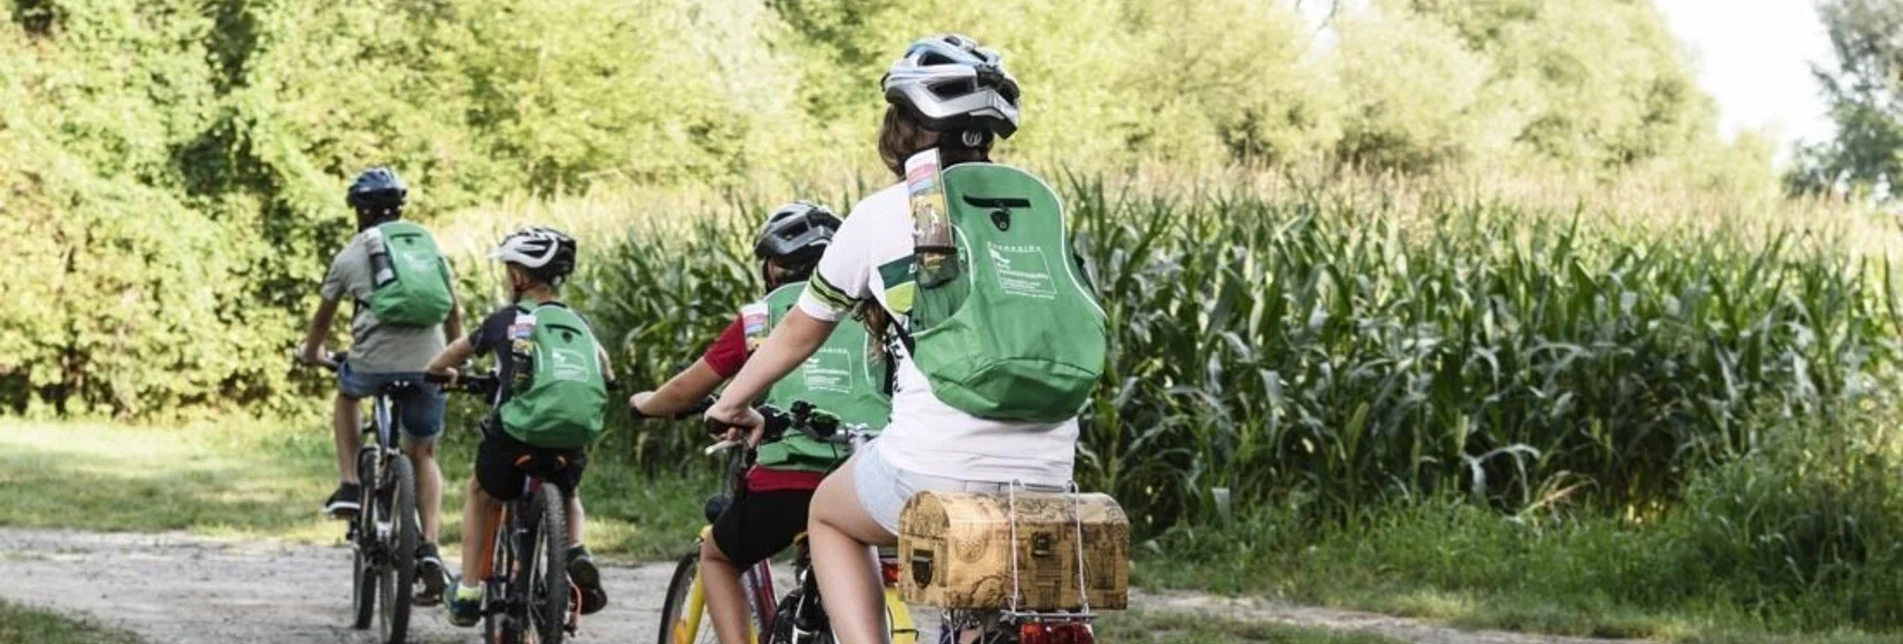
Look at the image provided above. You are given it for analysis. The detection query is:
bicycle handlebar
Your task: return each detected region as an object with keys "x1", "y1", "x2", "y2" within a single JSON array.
[
  {"x1": 701, "y1": 400, "x2": 874, "y2": 457},
  {"x1": 426, "y1": 371, "x2": 500, "y2": 396}
]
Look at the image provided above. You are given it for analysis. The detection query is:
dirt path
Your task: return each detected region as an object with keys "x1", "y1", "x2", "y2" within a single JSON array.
[{"x1": 0, "y1": 528, "x2": 1635, "y2": 644}]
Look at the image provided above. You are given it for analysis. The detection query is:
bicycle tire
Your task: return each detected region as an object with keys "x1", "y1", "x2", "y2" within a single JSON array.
[
  {"x1": 745, "y1": 561, "x2": 776, "y2": 635},
  {"x1": 350, "y1": 449, "x2": 379, "y2": 630},
  {"x1": 530, "y1": 483, "x2": 569, "y2": 644},
  {"x1": 657, "y1": 549, "x2": 715, "y2": 644},
  {"x1": 378, "y1": 454, "x2": 418, "y2": 643}
]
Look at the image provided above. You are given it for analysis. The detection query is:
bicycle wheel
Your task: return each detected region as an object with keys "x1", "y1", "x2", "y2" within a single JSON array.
[
  {"x1": 746, "y1": 561, "x2": 776, "y2": 634},
  {"x1": 527, "y1": 483, "x2": 569, "y2": 644},
  {"x1": 377, "y1": 454, "x2": 418, "y2": 643},
  {"x1": 657, "y1": 549, "x2": 716, "y2": 644},
  {"x1": 350, "y1": 449, "x2": 378, "y2": 630}
]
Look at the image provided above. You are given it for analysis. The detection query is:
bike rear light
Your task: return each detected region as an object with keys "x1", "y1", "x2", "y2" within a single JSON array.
[
  {"x1": 880, "y1": 560, "x2": 902, "y2": 585},
  {"x1": 1019, "y1": 622, "x2": 1093, "y2": 644}
]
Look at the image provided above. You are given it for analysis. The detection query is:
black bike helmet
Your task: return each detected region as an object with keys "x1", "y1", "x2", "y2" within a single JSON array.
[
  {"x1": 753, "y1": 201, "x2": 841, "y2": 270},
  {"x1": 346, "y1": 167, "x2": 407, "y2": 225},
  {"x1": 492, "y1": 226, "x2": 579, "y2": 287}
]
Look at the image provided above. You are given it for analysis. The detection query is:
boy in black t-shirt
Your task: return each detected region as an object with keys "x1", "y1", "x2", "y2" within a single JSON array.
[{"x1": 426, "y1": 226, "x2": 615, "y2": 627}]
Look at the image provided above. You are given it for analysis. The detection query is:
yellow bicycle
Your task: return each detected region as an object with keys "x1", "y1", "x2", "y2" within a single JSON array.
[{"x1": 657, "y1": 402, "x2": 915, "y2": 644}]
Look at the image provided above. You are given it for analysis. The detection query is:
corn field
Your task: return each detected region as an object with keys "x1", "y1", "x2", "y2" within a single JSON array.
[{"x1": 470, "y1": 176, "x2": 1898, "y2": 534}]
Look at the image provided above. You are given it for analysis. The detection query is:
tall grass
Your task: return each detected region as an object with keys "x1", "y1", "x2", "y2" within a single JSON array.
[{"x1": 448, "y1": 171, "x2": 1899, "y2": 534}]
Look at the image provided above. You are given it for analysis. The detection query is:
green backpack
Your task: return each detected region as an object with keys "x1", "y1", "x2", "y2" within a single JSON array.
[
  {"x1": 905, "y1": 163, "x2": 1108, "y2": 423},
  {"x1": 498, "y1": 303, "x2": 610, "y2": 449},
  {"x1": 754, "y1": 283, "x2": 892, "y2": 472},
  {"x1": 367, "y1": 221, "x2": 455, "y2": 327}
]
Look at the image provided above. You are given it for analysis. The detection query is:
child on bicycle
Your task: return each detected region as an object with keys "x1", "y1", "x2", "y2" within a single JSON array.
[
  {"x1": 705, "y1": 35, "x2": 1107, "y2": 644},
  {"x1": 296, "y1": 166, "x2": 462, "y2": 604},
  {"x1": 424, "y1": 226, "x2": 617, "y2": 627},
  {"x1": 632, "y1": 201, "x2": 891, "y2": 644}
]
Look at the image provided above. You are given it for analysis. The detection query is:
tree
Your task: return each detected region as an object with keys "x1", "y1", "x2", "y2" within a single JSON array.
[{"x1": 1789, "y1": 0, "x2": 1903, "y2": 199}]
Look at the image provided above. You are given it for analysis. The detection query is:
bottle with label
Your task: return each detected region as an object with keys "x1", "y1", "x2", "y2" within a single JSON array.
[
  {"x1": 905, "y1": 149, "x2": 957, "y2": 289},
  {"x1": 509, "y1": 312, "x2": 537, "y2": 391},
  {"x1": 366, "y1": 226, "x2": 396, "y2": 288}
]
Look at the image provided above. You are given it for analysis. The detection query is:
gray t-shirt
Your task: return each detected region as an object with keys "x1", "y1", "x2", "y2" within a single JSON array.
[{"x1": 321, "y1": 229, "x2": 448, "y2": 374}]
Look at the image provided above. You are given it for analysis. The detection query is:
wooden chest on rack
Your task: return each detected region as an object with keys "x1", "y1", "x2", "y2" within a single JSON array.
[{"x1": 897, "y1": 490, "x2": 1129, "y2": 611}]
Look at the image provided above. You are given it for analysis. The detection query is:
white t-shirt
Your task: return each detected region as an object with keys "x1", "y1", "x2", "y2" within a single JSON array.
[{"x1": 797, "y1": 182, "x2": 1078, "y2": 486}]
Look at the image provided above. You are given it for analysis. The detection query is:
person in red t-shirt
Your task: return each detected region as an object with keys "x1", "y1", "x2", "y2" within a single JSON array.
[{"x1": 631, "y1": 201, "x2": 890, "y2": 644}]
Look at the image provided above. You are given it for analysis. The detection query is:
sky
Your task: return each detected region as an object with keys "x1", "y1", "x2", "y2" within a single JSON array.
[{"x1": 1654, "y1": 0, "x2": 1838, "y2": 158}]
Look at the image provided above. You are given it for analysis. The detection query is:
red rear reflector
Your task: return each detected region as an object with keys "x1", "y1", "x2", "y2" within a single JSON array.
[{"x1": 1020, "y1": 622, "x2": 1092, "y2": 644}]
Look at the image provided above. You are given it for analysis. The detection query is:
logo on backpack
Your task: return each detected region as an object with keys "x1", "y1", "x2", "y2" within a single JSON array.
[
  {"x1": 902, "y1": 156, "x2": 1108, "y2": 423},
  {"x1": 498, "y1": 304, "x2": 609, "y2": 449},
  {"x1": 365, "y1": 221, "x2": 454, "y2": 327}
]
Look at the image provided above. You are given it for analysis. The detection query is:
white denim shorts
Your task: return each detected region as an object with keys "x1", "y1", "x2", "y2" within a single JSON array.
[{"x1": 853, "y1": 444, "x2": 1067, "y2": 535}]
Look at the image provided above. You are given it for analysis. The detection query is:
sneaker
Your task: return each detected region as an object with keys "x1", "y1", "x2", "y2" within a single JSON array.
[
  {"x1": 414, "y1": 543, "x2": 450, "y2": 606},
  {"x1": 324, "y1": 483, "x2": 361, "y2": 518},
  {"x1": 566, "y1": 544, "x2": 607, "y2": 615},
  {"x1": 446, "y1": 585, "x2": 483, "y2": 628}
]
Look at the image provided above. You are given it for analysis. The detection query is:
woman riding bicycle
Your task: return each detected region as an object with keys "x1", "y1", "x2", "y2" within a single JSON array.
[
  {"x1": 633, "y1": 202, "x2": 892, "y2": 644},
  {"x1": 705, "y1": 34, "x2": 1107, "y2": 644}
]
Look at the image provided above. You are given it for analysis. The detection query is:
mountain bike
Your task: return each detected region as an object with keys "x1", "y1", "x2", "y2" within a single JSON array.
[
  {"x1": 436, "y1": 372, "x2": 578, "y2": 644},
  {"x1": 302, "y1": 351, "x2": 420, "y2": 644},
  {"x1": 753, "y1": 402, "x2": 918, "y2": 644},
  {"x1": 656, "y1": 401, "x2": 916, "y2": 644},
  {"x1": 656, "y1": 400, "x2": 777, "y2": 644}
]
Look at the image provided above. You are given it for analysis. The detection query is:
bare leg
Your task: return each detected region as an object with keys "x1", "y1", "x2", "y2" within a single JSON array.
[
  {"x1": 567, "y1": 493, "x2": 586, "y2": 546},
  {"x1": 699, "y1": 538, "x2": 754, "y2": 644},
  {"x1": 333, "y1": 393, "x2": 362, "y2": 485},
  {"x1": 460, "y1": 478, "x2": 500, "y2": 584},
  {"x1": 810, "y1": 458, "x2": 896, "y2": 644},
  {"x1": 405, "y1": 438, "x2": 443, "y2": 543}
]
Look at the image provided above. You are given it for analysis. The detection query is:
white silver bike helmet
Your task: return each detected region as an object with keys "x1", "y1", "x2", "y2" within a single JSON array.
[
  {"x1": 492, "y1": 226, "x2": 578, "y2": 286},
  {"x1": 882, "y1": 34, "x2": 1022, "y2": 140}
]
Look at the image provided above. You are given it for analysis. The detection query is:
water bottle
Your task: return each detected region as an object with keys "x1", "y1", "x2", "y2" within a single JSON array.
[
  {"x1": 509, "y1": 312, "x2": 536, "y2": 390},
  {"x1": 366, "y1": 226, "x2": 396, "y2": 288},
  {"x1": 905, "y1": 149, "x2": 957, "y2": 288}
]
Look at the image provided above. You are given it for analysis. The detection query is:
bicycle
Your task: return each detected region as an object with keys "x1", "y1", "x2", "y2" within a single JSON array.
[
  {"x1": 435, "y1": 372, "x2": 578, "y2": 644},
  {"x1": 300, "y1": 351, "x2": 421, "y2": 644},
  {"x1": 656, "y1": 401, "x2": 916, "y2": 644}
]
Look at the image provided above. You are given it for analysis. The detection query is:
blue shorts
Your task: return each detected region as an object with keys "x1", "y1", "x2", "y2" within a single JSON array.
[{"x1": 338, "y1": 363, "x2": 446, "y2": 442}]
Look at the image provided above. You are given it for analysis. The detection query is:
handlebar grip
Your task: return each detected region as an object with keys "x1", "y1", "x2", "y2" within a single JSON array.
[{"x1": 704, "y1": 440, "x2": 742, "y2": 456}]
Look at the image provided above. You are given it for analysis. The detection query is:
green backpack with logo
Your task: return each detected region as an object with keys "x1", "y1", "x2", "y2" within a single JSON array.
[
  {"x1": 754, "y1": 283, "x2": 891, "y2": 472},
  {"x1": 367, "y1": 221, "x2": 455, "y2": 327},
  {"x1": 905, "y1": 163, "x2": 1107, "y2": 423},
  {"x1": 499, "y1": 303, "x2": 610, "y2": 449}
]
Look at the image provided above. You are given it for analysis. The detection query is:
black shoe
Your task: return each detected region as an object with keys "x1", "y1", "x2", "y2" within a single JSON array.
[
  {"x1": 324, "y1": 483, "x2": 362, "y2": 518},
  {"x1": 414, "y1": 543, "x2": 451, "y2": 606},
  {"x1": 566, "y1": 545, "x2": 607, "y2": 615}
]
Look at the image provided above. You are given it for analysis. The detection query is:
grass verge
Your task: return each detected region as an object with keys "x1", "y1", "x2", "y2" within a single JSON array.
[
  {"x1": 1096, "y1": 610, "x2": 1400, "y2": 643},
  {"x1": 0, "y1": 601, "x2": 138, "y2": 644},
  {"x1": 0, "y1": 419, "x2": 709, "y2": 562}
]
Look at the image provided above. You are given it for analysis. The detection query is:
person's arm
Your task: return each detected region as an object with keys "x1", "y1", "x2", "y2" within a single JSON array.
[
  {"x1": 443, "y1": 296, "x2": 465, "y2": 344},
  {"x1": 426, "y1": 336, "x2": 476, "y2": 382},
  {"x1": 631, "y1": 359, "x2": 725, "y2": 418},
  {"x1": 297, "y1": 297, "x2": 343, "y2": 369},
  {"x1": 705, "y1": 309, "x2": 838, "y2": 432}
]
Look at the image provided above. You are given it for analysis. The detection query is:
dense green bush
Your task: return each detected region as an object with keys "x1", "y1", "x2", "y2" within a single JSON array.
[{"x1": 0, "y1": 0, "x2": 1778, "y2": 417}]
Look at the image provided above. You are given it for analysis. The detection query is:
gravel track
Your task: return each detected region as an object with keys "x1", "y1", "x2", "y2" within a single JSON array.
[{"x1": 0, "y1": 528, "x2": 1638, "y2": 643}]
